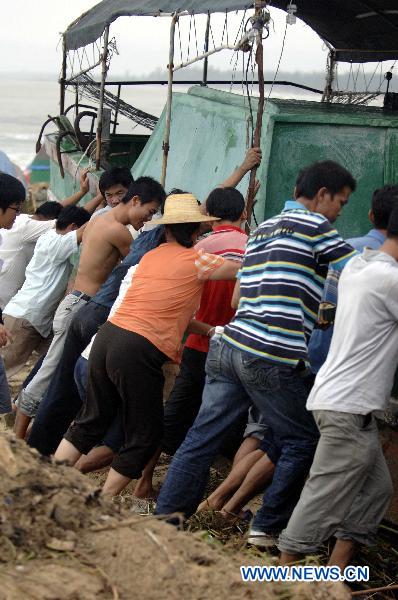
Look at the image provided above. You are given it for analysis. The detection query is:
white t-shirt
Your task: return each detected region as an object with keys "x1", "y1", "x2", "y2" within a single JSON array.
[
  {"x1": 90, "y1": 206, "x2": 111, "y2": 219},
  {"x1": 307, "y1": 249, "x2": 398, "y2": 414},
  {"x1": 4, "y1": 229, "x2": 78, "y2": 337},
  {"x1": 0, "y1": 214, "x2": 55, "y2": 309}
]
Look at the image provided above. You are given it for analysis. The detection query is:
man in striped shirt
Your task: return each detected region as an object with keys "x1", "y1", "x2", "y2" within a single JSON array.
[{"x1": 156, "y1": 161, "x2": 356, "y2": 543}]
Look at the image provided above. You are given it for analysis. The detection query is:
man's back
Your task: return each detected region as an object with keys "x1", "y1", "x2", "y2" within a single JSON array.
[
  {"x1": 4, "y1": 229, "x2": 77, "y2": 336},
  {"x1": 308, "y1": 249, "x2": 398, "y2": 413},
  {"x1": 223, "y1": 200, "x2": 355, "y2": 365},
  {"x1": 74, "y1": 211, "x2": 132, "y2": 297},
  {"x1": 0, "y1": 214, "x2": 54, "y2": 309}
]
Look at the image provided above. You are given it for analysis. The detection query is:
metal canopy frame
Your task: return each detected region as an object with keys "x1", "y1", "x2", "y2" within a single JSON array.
[{"x1": 58, "y1": 0, "x2": 398, "y2": 183}]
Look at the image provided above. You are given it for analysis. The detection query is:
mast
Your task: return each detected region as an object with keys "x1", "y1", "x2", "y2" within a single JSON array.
[
  {"x1": 95, "y1": 24, "x2": 110, "y2": 171},
  {"x1": 161, "y1": 14, "x2": 178, "y2": 187},
  {"x1": 202, "y1": 12, "x2": 211, "y2": 86},
  {"x1": 246, "y1": 2, "x2": 266, "y2": 227},
  {"x1": 322, "y1": 49, "x2": 336, "y2": 103}
]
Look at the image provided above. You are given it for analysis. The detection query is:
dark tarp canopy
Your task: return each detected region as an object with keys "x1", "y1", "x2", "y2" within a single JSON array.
[
  {"x1": 64, "y1": 0, "x2": 398, "y2": 63},
  {"x1": 64, "y1": 1, "x2": 252, "y2": 51},
  {"x1": 270, "y1": 0, "x2": 398, "y2": 62}
]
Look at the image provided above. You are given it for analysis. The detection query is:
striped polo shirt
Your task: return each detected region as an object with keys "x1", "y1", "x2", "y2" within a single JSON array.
[{"x1": 223, "y1": 200, "x2": 356, "y2": 365}]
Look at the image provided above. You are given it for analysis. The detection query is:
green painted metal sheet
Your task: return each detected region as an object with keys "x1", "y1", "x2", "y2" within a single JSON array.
[
  {"x1": 133, "y1": 87, "x2": 259, "y2": 210},
  {"x1": 133, "y1": 86, "x2": 398, "y2": 238}
]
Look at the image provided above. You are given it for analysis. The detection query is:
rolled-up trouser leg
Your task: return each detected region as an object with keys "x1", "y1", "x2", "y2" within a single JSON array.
[
  {"x1": 28, "y1": 301, "x2": 109, "y2": 455},
  {"x1": 278, "y1": 411, "x2": 388, "y2": 555},
  {"x1": 65, "y1": 322, "x2": 167, "y2": 479},
  {"x1": 18, "y1": 294, "x2": 88, "y2": 419},
  {"x1": 335, "y1": 438, "x2": 393, "y2": 546},
  {"x1": 1, "y1": 315, "x2": 50, "y2": 379}
]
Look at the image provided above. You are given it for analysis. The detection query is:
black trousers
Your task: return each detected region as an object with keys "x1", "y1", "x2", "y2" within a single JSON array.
[
  {"x1": 162, "y1": 347, "x2": 207, "y2": 455},
  {"x1": 28, "y1": 301, "x2": 110, "y2": 455},
  {"x1": 162, "y1": 346, "x2": 246, "y2": 459},
  {"x1": 65, "y1": 322, "x2": 167, "y2": 479}
]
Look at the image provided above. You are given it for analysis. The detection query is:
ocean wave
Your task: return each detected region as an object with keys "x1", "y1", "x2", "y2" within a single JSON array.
[{"x1": 0, "y1": 133, "x2": 36, "y2": 141}]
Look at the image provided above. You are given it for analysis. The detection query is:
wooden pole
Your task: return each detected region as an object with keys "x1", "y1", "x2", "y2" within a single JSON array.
[
  {"x1": 202, "y1": 12, "x2": 211, "y2": 86},
  {"x1": 95, "y1": 25, "x2": 110, "y2": 171},
  {"x1": 246, "y1": 5, "x2": 265, "y2": 227},
  {"x1": 322, "y1": 49, "x2": 336, "y2": 103},
  {"x1": 113, "y1": 83, "x2": 122, "y2": 134},
  {"x1": 161, "y1": 14, "x2": 177, "y2": 188}
]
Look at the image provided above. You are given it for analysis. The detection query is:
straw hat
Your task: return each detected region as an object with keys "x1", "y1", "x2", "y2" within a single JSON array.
[{"x1": 155, "y1": 193, "x2": 220, "y2": 225}]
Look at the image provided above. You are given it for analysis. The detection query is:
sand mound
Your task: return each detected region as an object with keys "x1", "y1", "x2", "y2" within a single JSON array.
[{"x1": 0, "y1": 433, "x2": 349, "y2": 600}]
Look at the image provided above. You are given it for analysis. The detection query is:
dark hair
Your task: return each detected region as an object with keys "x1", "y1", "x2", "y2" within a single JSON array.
[
  {"x1": 206, "y1": 187, "x2": 245, "y2": 221},
  {"x1": 0, "y1": 173, "x2": 26, "y2": 212},
  {"x1": 35, "y1": 201, "x2": 63, "y2": 219},
  {"x1": 165, "y1": 222, "x2": 200, "y2": 248},
  {"x1": 371, "y1": 185, "x2": 398, "y2": 229},
  {"x1": 295, "y1": 161, "x2": 356, "y2": 199},
  {"x1": 56, "y1": 206, "x2": 90, "y2": 230},
  {"x1": 387, "y1": 205, "x2": 398, "y2": 238},
  {"x1": 123, "y1": 176, "x2": 166, "y2": 207},
  {"x1": 98, "y1": 167, "x2": 133, "y2": 196},
  {"x1": 168, "y1": 188, "x2": 189, "y2": 195}
]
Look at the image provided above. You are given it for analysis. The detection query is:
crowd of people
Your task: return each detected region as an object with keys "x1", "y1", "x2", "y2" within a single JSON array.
[{"x1": 0, "y1": 150, "x2": 396, "y2": 569}]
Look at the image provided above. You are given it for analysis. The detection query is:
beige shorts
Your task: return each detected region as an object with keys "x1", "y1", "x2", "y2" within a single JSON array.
[{"x1": 1, "y1": 315, "x2": 51, "y2": 379}]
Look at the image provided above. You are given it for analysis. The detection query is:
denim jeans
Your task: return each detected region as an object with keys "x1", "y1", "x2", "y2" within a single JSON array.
[
  {"x1": 0, "y1": 356, "x2": 11, "y2": 414},
  {"x1": 28, "y1": 301, "x2": 110, "y2": 455},
  {"x1": 156, "y1": 337, "x2": 319, "y2": 533}
]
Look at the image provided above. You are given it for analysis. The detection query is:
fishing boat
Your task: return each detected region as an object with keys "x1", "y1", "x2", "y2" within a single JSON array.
[{"x1": 38, "y1": 0, "x2": 398, "y2": 522}]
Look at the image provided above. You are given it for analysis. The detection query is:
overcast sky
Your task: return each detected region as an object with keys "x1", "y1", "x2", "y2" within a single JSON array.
[{"x1": 1, "y1": 1, "x2": 331, "y2": 77}]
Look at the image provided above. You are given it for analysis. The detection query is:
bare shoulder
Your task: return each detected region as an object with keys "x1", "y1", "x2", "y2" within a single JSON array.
[{"x1": 106, "y1": 220, "x2": 132, "y2": 243}]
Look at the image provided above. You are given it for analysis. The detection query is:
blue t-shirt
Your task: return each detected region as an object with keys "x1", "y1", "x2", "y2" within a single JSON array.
[
  {"x1": 91, "y1": 226, "x2": 165, "y2": 309},
  {"x1": 347, "y1": 228, "x2": 385, "y2": 251}
]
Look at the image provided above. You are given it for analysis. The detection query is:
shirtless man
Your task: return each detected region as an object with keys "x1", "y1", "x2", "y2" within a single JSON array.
[{"x1": 17, "y1": 176, "x2": 165, "y2": 438}]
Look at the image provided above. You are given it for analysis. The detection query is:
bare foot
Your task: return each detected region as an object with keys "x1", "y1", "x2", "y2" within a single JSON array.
[
  {"x1": 197, "y1": 497, "x2": 225, "y2": 513},
  {"x1": 133, "y1": 481, "x2": 159, "y2": 500}
]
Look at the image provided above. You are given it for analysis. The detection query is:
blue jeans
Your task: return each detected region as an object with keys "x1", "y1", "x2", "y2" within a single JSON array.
[
  {"x1": 156, "y1": 337, "x2": 319, "y2": 534},
  {"x1": 0, "y1": 357, "x2": 11, "y2": 414}
]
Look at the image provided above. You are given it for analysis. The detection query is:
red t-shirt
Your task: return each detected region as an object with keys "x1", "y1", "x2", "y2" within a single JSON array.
[{"x1": 185, "y1": 225, "x2": 247, "y2": 353}]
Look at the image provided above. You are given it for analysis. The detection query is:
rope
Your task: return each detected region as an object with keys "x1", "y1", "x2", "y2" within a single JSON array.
[
  {"x1": 266, "y1": 20, "x2": 288, "y2": 101},
  {"x1": 187, "y1": 14, "x2": 193, "y2": 62},
  {"x1": 177, "y1": 20, "x2": 183, "y2": 64},
  {"x1": 193, "y1": 14, "x2": 199, "y2": 57},
  {"x1": 244, "y1": 46, "x2": 255, "y2": 146}
]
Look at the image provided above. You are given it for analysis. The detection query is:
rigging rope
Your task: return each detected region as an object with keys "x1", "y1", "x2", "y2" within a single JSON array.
[
  {"x1": 266, "y1": 21, "x2": 287, "y2": 101},
  {"x1": 75, "y1": 73, "x2": 158, "y2": 131}
]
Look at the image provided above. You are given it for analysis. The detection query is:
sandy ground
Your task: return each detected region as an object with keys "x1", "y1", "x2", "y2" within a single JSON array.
[
  {"x1": 1, "y1": 360, "x2": 396, "y2": 598},
  {"x1": 0, "y1": 433, "x2": 351, "y2": 600}
]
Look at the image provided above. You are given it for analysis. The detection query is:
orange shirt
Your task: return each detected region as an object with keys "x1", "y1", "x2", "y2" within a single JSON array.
[{"x1": 109, "y1": 242, "x2": 224, "y2": 362}]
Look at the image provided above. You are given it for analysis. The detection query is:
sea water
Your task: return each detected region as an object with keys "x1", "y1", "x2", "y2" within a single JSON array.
[
  {"x1": 0, "y1": 76, "x2": 315, "y2": 171},
  {"x1": 0, "y1": 77, "x2": 174, "y2": 170}
]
